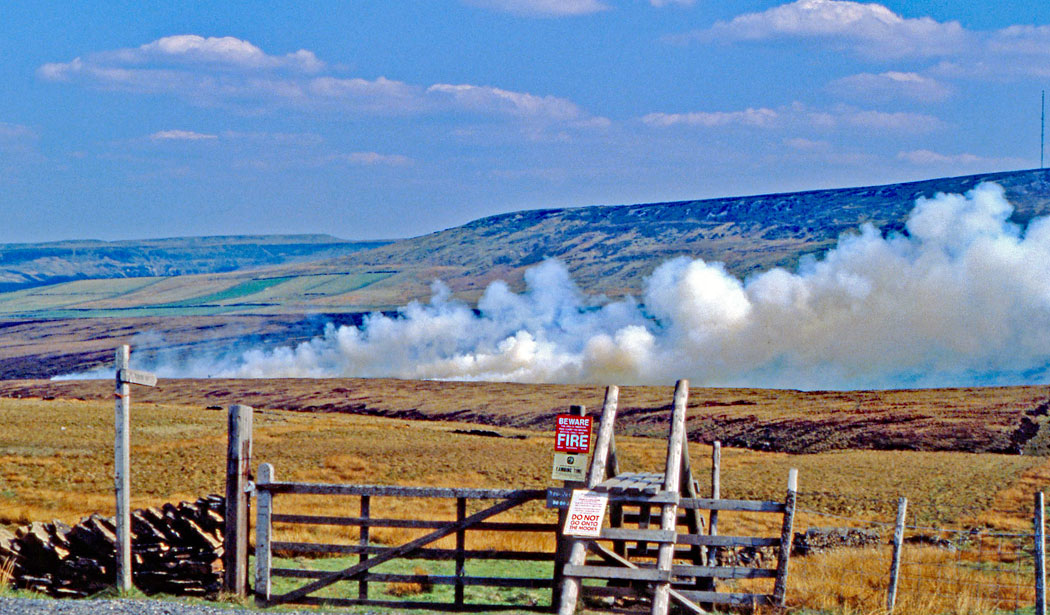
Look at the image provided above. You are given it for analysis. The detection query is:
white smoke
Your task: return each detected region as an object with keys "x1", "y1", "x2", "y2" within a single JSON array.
[{"x1": 145, "y1": 182, "x2": 1050, "y2": 389}]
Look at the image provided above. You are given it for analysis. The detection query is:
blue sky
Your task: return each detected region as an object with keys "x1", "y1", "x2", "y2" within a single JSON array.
[{"x1": 3, "y1": 0, "x2": 1050, "y2": 243}]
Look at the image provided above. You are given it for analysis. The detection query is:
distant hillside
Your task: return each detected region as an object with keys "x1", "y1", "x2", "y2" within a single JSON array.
[
  {"x1": 0, "y1": 235, "x2": 391, "y2": 293},
  {"x1": 1, "y1": 169, "x2": 1049, "y2": 319},
  {"x1": 293, "y1": 168, "x2": 1050, "y2": 306}
]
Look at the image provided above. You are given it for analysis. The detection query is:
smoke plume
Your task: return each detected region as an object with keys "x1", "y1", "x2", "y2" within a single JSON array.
[{"x1": 136, "y1": 182, "x2": 1050, "y2": 389}]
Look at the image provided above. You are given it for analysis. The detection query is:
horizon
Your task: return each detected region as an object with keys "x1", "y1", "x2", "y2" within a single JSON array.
[
  {"x1": 3, "y1": 1, "x2": 1049, "y2": 243},
  {"x1": 1, "y1": 166, "x2": 1041, "y2": 247}
]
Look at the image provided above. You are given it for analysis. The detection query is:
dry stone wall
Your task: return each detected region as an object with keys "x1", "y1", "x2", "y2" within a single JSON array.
[{"x1": 0, "y1": 495, "x2": 226, "y2": 598}]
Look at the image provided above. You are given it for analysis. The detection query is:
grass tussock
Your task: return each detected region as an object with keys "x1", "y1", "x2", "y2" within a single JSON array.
[
  {"x1": 780, "y1": 545, "x2": 1035, "y2": 615},
  {"x1": 386, "y1": 566, "x2": 434, "y2": 597}
]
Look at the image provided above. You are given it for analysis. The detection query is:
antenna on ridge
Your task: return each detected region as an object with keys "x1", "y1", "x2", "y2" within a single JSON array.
[{"x1": 1042, "y1": 90, "x2": 1045, "y2": 169}]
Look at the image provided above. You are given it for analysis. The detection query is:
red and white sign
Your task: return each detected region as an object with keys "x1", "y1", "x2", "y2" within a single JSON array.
[
  {"x1": 564, "y1": 490, "x2": 608, "y2": 537},
  {"x1": 554, "y1": 414, "x2": 593, "y2": 453}
]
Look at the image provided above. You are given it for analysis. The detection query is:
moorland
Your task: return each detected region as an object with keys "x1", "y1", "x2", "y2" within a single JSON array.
[{"x1": 2, "y1": 169, "x2": 1050, "y2": 379}]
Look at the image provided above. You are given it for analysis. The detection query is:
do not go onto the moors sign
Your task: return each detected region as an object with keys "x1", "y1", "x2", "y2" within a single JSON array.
[{"x1": 564, "y1": 489, "x2": 608, "y2": 537}]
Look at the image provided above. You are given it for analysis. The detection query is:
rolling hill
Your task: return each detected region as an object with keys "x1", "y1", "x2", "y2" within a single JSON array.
[
  {"x1": 1, "y1": 168, "x2": 1050, "y2": 378},
  {"x1": 0, "y1": 234, "x2": 390, "y2": 294},
  {"x1": 3, "y1": 168, "x2": 1049, "y2": 320}
]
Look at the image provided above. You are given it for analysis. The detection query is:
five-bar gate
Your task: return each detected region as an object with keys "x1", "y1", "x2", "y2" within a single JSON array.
[{"x1": 254, "y1": 463, "x2": 557, "y2": 611}]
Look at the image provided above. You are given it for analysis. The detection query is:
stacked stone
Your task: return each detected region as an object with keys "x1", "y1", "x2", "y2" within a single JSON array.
[
  {"x1": 0, "y1": 495, "x2": 226, "y2": 598},
  {"x1": 792, "y1": 526, "x2": 883, "y2": 556}
]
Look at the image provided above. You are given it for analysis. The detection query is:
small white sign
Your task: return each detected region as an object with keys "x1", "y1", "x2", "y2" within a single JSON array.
[
  {"x1": 551, "y1": 453, "x2": 587, "y2": 481},
  {"x1": 564, "y1": 490, "x2": 608, "y2": 537}
]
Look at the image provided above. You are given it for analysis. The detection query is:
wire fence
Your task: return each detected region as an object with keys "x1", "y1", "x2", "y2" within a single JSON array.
[{"x1": 780, "y1": 492, "x2": 1043, "y2": 615}]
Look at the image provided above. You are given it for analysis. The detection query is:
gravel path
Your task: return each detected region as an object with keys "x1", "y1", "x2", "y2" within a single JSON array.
[{"x1": 0, "y1": 597, "x2": 355, "y2": 614}]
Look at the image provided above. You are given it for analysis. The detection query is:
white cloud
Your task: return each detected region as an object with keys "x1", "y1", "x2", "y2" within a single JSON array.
[
  {"x1": 130, "y1": 35, "x2": 323, "y2": 72},
  {"x1": 428, "y1": 83, "x2": 591, "y2": 123},
  {"x1": 828, "y1": 71, "x2": 952, "y2": 103},
  {"x1": 149, "y1": 129, "x2": 218, "y2": 141},
  {"x1": 649, "y1": 0, "x2": 694, "y2": 6},
  {"x1": 642, "y1": 102, "x2": 942, "y2": 133},
  {"x1": 896, "y1": 149, "x2": 1023, "y2": 170},
  {"x1": 684, "y1": 1, "x2": 1050, "y2": 84},
  {"x1": 987, "y1": 25, "x2": 1050, "y2": 57},
  {"x1": 39, "y1": 36, "x2": 603, "y2": 130},
  {"x1": 462, "y1": 0, "x2": 608, "y2": 16},
  {"x1": 690, "y1": 0, "x2": 969, "y2": 59},
  {"x1": 783, "y1": 137, "x2": 829, "y2": 151},
  {"x1": 642, "y1": 107, "x2": 779, "y2": 128},
  {"x1": 840, "y1": 107, "x2": 943, "y2": 131},
  {"x1": 330, "y1": 152, "x2": 414, "y2": 166},
  {"x1": 0, "y1": 122, "x2": 36, "y2": 141},
  {"x1": 42, "y1": 35, "x2": 323, "y2": 79}
]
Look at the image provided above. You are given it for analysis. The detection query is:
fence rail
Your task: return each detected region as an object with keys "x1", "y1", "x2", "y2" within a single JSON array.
[
  {"x1": 788, "y1": 493, "x2": 1049, "y2": 615},
  {"x1": 254, "y1": 464, "x2": 555, "y2": 611}
]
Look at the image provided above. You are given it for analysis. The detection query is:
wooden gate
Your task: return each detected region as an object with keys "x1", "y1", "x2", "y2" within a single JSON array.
[{"x1": 254, "y1": 463, "x2": 557, "y2": 611}]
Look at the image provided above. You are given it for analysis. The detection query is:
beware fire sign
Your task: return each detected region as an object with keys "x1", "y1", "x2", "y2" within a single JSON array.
[{"x1": 554, "y1": 414, "x2": 593, "y2": 453}]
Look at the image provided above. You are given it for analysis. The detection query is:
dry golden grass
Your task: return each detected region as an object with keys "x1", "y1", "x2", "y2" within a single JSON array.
[
  {"x1": 1, "y1": 391, "x2": 1048, "y2": 614},
  {"x1": 778, "y1": 544, "x2": 1035, "y2": 615},
  {"x1": 3, "y1": 379, "x2": 1048, "y2": 456}
]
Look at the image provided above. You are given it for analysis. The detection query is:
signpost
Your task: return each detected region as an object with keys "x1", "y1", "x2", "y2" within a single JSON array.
[{"x1": 114, "y1": 345, "x2": 157, "y2": 593}]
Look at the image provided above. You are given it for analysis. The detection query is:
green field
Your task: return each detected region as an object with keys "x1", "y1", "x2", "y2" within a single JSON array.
[{"x1": 0, "y1": 271, "x2": 395, "y2": 318}]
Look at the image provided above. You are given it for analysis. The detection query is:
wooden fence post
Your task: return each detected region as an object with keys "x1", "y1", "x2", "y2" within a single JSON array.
[
  {"x1": 708, "y1": 441, "x2": 721, "y2": 554},
  {"x1": 773, "y1": 468, "x2": 798, "y2": 607},
  {"x1": 254, "y1": 463, "x2": 273, "y2": 605},
  {"x1": 887, "y1": 496, "x2": 908, "y2": 613},
  {"x1": 224, "y1": 404, "x2": 253, "y2": 596},
  {"x1": 1037, "y1": 492, "x2": 1046, "y2": 615},
  {"x1": 359, "y1": 495, "x2": 370, "y2": 600},
  {"x1": 455, "y1": 497, "x2": 467, "y2": 607},
  {"x1": 114, "y1": 345, "x2": 132, "y2": 593}
]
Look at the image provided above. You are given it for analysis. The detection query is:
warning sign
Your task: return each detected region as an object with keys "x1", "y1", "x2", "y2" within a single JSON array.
[
  {"x1": 551, "y1": 452, "x2": 588, "y2": 481},
  {"x1": 564, "y1": 490, "x2": 608, "y2": 537},
  {"x1": 554, "y1": 414, "x2": 593, "y2": 453}
]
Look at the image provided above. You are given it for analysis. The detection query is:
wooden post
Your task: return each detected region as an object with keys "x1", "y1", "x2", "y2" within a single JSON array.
[
  {"x1": 552, "y1": 404, "x2": 587, "y2": 611},
  {"x1": 557, "y1": 386, "x2": 618, "y2": 615},
  {"x1": 1037, "y1": 492, "x2": 1047, "y2": 615},
  {"x1": 359, "y1": 495, "x2": 370, "y2": 600},
  {"x1": 887, "y1": 496, "x2": 908, "y2": 613},
  {"x1": 650, "y1": 379, "x2": 688, "y2": 615},
  {"x1": 114, "y1": 345, "x2": 132, "y2": 593},
  {"x1": 709, "y1": 441, "x2": 721, "y2": 538},
  {"x1": 700, "y1": 440, "x2": 721, "y2": 601},
  {"x1": 224, "y1": 404, "x2": 253, "y2": 596},
  {"x1": 606, "y1": 423, "x2": 625, "y2": 559},
  {"x1": 455, "y1": 497, "x2": 467, "y2": 607},
  {"x1": 254, "y1": 463, "x2": 273, "y2": 605},
  {"x1": 773, "y1": 468, "x2": 798, "y2": 607}
]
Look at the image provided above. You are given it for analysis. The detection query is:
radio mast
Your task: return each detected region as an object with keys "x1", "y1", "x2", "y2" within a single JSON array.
[{"x1": 1042, "y1": 90, "x2": 1045, "y2": 169}]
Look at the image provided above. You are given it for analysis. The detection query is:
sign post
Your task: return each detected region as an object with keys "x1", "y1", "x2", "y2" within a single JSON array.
[
  {"x1": 114, "y1": 345, "x2": 157, "y2": 593},
  {"x1": 551, "y1": 405, "x2": 590, "y2": 609}
]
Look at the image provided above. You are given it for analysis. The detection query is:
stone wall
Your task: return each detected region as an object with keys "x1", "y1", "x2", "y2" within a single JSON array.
[{"x1": 0, "y1": 495, "x2": 226, "y2": 598}]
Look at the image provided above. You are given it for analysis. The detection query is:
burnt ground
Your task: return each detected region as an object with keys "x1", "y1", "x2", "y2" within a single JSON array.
[{"x1": 1, "y1": 376, "x2": 1048, "y2": 455}]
